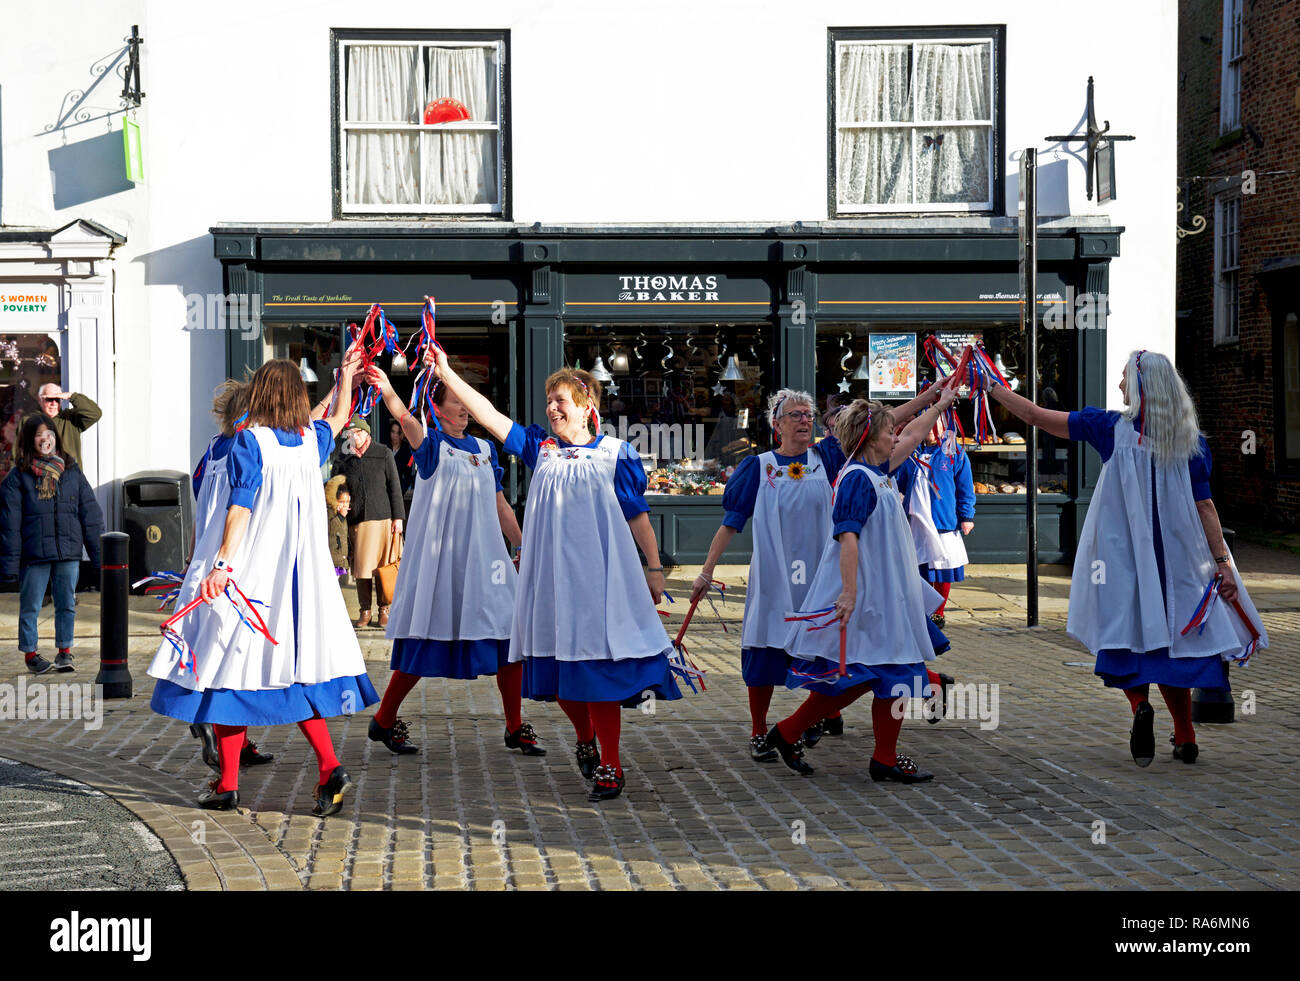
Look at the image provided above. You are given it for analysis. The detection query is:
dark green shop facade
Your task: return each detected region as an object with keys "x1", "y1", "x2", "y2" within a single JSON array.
[{"x1": 212, "y1": 222, "x2": 1121, "y2": 565}]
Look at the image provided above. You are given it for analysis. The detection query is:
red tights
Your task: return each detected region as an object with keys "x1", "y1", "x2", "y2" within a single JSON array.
[
  {"x1": 775, "y1": 685, "x2": 906, "y2": 767},
  {"x1": 557, "y1": 699, "x2": 622, "y2": 773},
  {"x1": 932, "y1": 581, "x2": 952, "y2": 616},
  {"x1": 1124, "y1": 684, "x2": 1195, "y2": 745},
  {"x1": 212, "y1": 717, "x2": 339, "y2": 792}
]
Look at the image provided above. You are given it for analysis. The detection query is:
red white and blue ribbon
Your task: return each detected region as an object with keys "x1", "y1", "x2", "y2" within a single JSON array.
[
  {"x1": 784, "y1": 608, "x2": 849, "y2": 683},
  {"x1": 344, "y1": 303, "x2": 403, "y2": 418},
  {"x1": 1134, "y1": 349, "x2": 1147, "y2": 445},
  {"x1": 1179, "y1": 575, "x2": 1222, "y2": 637},
  {"x1": 159, "y1": 577, "x2": 278, "y2": 681},
  {"x1": 406, "y1": 296, "x2": 448, "y2": 430},
  {"x1": 133, "y1": 571, "x2": 185, "y2": 611},
  {"x1": 1227, "y1": 597, "x2": 1262, "y2": 665},
  {"x1": 657, "y1": 589, "x2": 710, "y2": 693}
]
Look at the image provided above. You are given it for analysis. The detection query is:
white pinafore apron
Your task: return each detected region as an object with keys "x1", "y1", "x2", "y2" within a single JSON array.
[
  {"x1": 1067, "y1": 418, "x2": 1268, "y2": 659},
  {"x1": 511, "y1": 436, "x2": 671, "y2": 664},
  {"x1": 385, "y1": 435, "x2": 515, "y2": 641},
  {"x1": 192, "y1": 435, "x2": 228, "y2": 546},
  {"x1": 787, "y1": 463, "x2": 940, "y2": 666},
  {"x1": 906, "y1": 461, "x2": 969, "y2": 571},
  {"x1": 148, "y1": 427, "x2": 366, "y2": 692},
  {"x1": 741, "y1": 451, "x2": 833, "y2": 650}
]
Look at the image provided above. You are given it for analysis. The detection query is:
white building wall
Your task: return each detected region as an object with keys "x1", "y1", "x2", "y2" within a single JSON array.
[{"x1": 2, "y1": 0, "x2": 1176, "y2": 488}]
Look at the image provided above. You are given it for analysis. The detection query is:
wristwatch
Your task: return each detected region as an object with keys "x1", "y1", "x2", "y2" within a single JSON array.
[
  {"x1": 1215, "y1": 555, "x2": 1230, "y2": 564},
  {"x1": 213, "y1": 558, "x2": 233, "y2": 573}
]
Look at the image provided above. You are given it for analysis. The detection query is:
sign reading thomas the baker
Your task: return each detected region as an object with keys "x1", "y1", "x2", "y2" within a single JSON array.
[{"x1": 617, "y1": 274, "x2": 720, "y2": 302}]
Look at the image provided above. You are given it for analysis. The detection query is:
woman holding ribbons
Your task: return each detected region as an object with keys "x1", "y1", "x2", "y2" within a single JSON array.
[
  {"x1": 987, "y1": 349, "x2": 1267, "y2": 766},
  {"x1": 768, "y1": 383, "x2": 956, "y2": 783},
  {"x1": 149, "y1": 349, "x2": 378, "y2": 814},
  {"x1": 362, "y1": 358, "x2": 542, "y2": 759},
  {"x1": 431, "y1": 348, "x2": 681, "y2": 802}
]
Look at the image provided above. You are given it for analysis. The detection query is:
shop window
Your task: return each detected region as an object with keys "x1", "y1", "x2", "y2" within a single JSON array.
[
  {"x1": 0, "y1": 333, "x2": 63, "y2": 483},
  {"x1": 815, "y1": 323, "x2": 1073, "y2": 496},
  {"x1": 1220, "y1": 0, "x2": 1243, "y2": 134},
  {"x1": 1282, "y1": 312, "x2": 1300, "y2": 473},
  {"x1": 831, "y1": 27, "x2": 1003, "y2": 213},
  {"x1": 1214, "y1": 194, "x2": 1240, "y2": 344},
  {"x1": 564, "y1": 324, "x2": 774, "y2": 496},
  {"x1": 333, "y1": 30, "x2": 507, "y2": 216}
]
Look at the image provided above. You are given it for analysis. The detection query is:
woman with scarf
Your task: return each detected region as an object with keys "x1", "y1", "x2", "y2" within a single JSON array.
[
  {"x1": 988, "y1": 350, "x2": 1268, "y2": 766},
  {"x1": 1, "y1": 417, "x2": 104, "y2": 675}
]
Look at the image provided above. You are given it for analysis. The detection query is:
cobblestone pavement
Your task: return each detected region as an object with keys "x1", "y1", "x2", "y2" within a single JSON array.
[{"x1": 0, "y1": 542, "x2": 1296, "y2": 891}]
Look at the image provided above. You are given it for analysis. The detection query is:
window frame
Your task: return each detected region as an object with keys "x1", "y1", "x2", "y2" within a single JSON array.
[
  {"x1": 1213, "y1": 192, "x2": 1241, "y2": 345},
  {"x1": 828, "y1": 25, "x2": 1006, "y2": 217},
  {"x1": 330, "y1": 27, "x2": 511, "y2": 219},
  {"x1": 1219, "y1": 0, "x2": 1243, "y2": 134}
]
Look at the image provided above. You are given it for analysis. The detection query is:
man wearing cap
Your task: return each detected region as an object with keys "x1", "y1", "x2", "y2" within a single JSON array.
[
  {"x1": 14, "y1": 386, "x2": 102, "y2": 471},
  {"x1": 334, "y1": 417, "x2": 404, "y2": 628}
]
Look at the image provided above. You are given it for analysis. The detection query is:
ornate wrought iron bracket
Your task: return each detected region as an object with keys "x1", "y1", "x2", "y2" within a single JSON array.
[
  {"x1": 1176, "y1": 183, "x2": 1207, "y2": 240},
  {"x1": 1045, "y1": 76, "x2": 1135, "y2": 201},
  {"x1": 121, "y1": 25, "x2": 145, "y2": 107}
]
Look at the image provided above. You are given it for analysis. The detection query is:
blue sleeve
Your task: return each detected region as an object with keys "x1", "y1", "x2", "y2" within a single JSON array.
[
  {"x1": 1189, "y1": 436, "x2": 1213, "y2": 501},
  {"x1": 1068, "y1": 407, "x2": 1122, "y2": 463},
  {"x1": 412, "y1": 430, "x2": 442, "y2": 480},
  {"x1": 503, "y1": 422, "x2": 546, "y2": 470},
  {"x1": 954, "y1": 448, "x2": 976, "y2": 520},
  {"x1": 192, "y1": 447, "x2": 211, "y2": 499},
  {"x1": 489, "y1": 440, "x2": 505, "y2": 493},
  {"x1": 721, "y1": 455, "x2": 761, "y2": 531},
  {"x1": 313, "y1": 420, "x2": 335, "y2": 467},
  {"x1": 815, "y1": 435, "x2": 846, "y2": 485},
  {"x1": 614, "y1": 441, "x2": 650, "y2": 519},
  {"x1": 227, "y1": 430, "x2": 264, "y2": 511},
  {"x1": 832, "y1": 468, "x2": 877, "y2": 538}
]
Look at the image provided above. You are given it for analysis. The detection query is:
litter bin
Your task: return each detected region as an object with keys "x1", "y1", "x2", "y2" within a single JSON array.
[{"x1": 121, "y1": 471, "x2": 194, "y2": 586}]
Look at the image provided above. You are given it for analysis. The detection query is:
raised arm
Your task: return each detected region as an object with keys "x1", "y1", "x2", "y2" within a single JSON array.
[
  {"x1": 890, "y1": 383, "x2": 943, "y2": 425},
  {"x1": 989, "y1": 386, "x2": 1071, "y2": 440},
  {"x1": 324, "y1": 345, "x2": 363, "y2": 438},
  {"x1": 431, "y1": 346, "x2": 513, "y2": 443},
  {"x1": 365, "y1": 365, "x2": 426, "y2": 450},
  {"x1": 889, "y1": 385, "x2": 957, "y2": 472}
]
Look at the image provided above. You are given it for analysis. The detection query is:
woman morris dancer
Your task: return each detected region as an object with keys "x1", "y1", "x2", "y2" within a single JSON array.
[
  {"x1": 988, "y1": 349, "x2": 1267, "y2": 765},
  {"x1": 431, "y1": 348, "x2": 683, "y2": 801}
]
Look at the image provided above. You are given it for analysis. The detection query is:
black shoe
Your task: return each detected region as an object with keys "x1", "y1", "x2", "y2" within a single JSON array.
[
  {"x1": 313, "y1": 766, "x2": 353, "y2": 817},
  {"x1": 575, "y1": 738, "x2": 599, "y2": 780},
  {"x1": 930, "y1": 612, "x2": 946, "y2": 630},
  {"x1": 750, "y1": 733, "x2": 778, "y2": 762},
  {"x1": 368, "y1": 716, "x2": 419, "y2": 755},
  {"x1": 803, "y1": 722, "x2": 823, "y2": 748},
  {"x1": 587, "y1": 763, "x2": 625, "y2": 801},
  {"x1": 504, "y1": 722, "x2": 547, "y2": 757},
  {"x1": 190, "y1": 723, "x2": 220, "y2": 772},
  {"x1": 926, "y1": 673, "x2": 954, "y2": 725},
  {"x1": 25, "y1": 654, "x2": 54, "y2": 676},
  {"x1": 54, "y1": 650, "x2": 74, "y2": 673},
  {"x1": 197, "y1": 779, "x2": 239, "y2": 811},
  {"x1": 240, "y1": 740, "x2": 275, "y2": 766},
  {"x1": 869, "y1": 753, "x2": 934, "y2": 784},
  {"x1": 764, "y1": 725, "x2": 814, "y2": 776},
  {"x1": 822, "y1": 716, "x2": 845, "y2": 737},
  {"x1": 1129, "y1": 700, "x2": 1155, "y2": 767},
  {"x1": 1171, "y1": 734, "x2": 1199, "y2": 764}
]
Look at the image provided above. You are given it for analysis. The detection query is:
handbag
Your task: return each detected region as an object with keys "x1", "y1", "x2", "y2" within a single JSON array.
[{"x1": 374, "y1": 530, "x2": 403, "y2": 606}]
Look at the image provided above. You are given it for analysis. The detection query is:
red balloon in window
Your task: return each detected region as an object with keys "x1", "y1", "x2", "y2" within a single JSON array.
[{"x1": 424, "y1": 98, "x2": 471, "y2": 124}]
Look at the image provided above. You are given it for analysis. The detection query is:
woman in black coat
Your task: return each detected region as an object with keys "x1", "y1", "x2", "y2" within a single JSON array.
[
  {"x1": 1, "y1": 416, "x2": 104, "y2": 674},
  {"x1": 335, "y1": 418, "x2": 405, "y2": 628}
]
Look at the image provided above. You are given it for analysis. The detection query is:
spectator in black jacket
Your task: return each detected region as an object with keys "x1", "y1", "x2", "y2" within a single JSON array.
[
  {"x1": 335, "y1": 418, "x2": 404, "y2": 628},
  {"x1": 1, "y1": 416, "x2": 104, "y2": 674}
]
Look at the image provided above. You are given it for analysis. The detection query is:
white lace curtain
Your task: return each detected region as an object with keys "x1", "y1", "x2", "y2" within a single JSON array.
[
  {"x1": 838, "y1": 41, "x2": 991, "y2": 207},
  {"x1": 344, "y1": 44, "x2": 497, "y2": 207}
]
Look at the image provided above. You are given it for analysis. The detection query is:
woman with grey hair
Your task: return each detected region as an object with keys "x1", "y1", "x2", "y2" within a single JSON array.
[{"x1": 990, "y1": 350, "x2": 1268, "y2": 767}]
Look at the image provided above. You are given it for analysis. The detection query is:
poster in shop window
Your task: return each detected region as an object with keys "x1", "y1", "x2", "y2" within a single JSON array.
[{"x1": 868, "y1": 333, "x2": 917, "y2": 400}]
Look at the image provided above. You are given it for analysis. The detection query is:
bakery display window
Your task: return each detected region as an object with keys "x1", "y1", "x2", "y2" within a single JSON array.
[
  {"x1": 815, "y1": 322, "x2": 1074, "y2": 496},
  {"x1": 564, "y1": 323, "x2": 774, "y2": 496}
]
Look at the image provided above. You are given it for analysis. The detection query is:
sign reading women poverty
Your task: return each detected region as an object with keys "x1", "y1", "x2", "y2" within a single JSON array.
[{"x1": 868, "y1": 333, "x2": 917, "y2": 399}]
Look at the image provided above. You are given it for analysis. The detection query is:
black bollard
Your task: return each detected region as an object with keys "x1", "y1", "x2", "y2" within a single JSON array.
[
  {"x1": 95, "y1": 532, "x2": 133, "y2": 699},
  {"x1": 1191, "y1": 687, "x2": 1234, "y2": 724}
]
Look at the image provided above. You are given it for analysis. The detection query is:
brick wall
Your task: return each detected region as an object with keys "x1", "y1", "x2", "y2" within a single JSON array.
[{"x1": 1176, "y1": 0, "x2": 1300, "y2": 529}]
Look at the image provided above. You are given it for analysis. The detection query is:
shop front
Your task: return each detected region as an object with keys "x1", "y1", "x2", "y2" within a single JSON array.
[{"x1": 212, "y1": 222, "x2": 1120, "y2": 564}]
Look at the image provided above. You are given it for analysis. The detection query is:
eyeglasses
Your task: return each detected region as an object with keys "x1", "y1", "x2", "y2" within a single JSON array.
[
  {"x1": 780, "y1": 411, "x2": 815, "y2": 421},
  {"x1": 42, "y1": 397, "x2": 61, "y2": 403}
]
